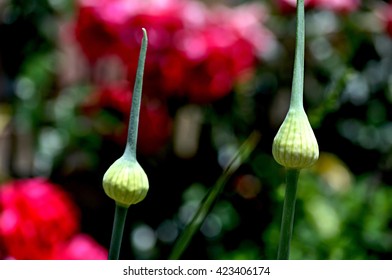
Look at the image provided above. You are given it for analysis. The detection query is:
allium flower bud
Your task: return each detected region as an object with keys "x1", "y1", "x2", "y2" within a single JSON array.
[
  {"x1": 103, "y1": 157, "x2": 149, "y2": 208},
  {"x1": 272, "y1": 108, "x2": 319, "y2": 169},
  {"x1": 102, "y1": 28, "x2": 149, "y2": 209}
]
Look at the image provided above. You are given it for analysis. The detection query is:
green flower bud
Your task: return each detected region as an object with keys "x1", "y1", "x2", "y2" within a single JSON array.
[
  {"x1": 103, "y1": 29, "x2": 149, "y2": 209},
  {"x1": 103, "y1": 157, "x2": 149, "y2": 208},
  {"x1": 272, "y1": 108, "x2": 319, "y2": 169}
]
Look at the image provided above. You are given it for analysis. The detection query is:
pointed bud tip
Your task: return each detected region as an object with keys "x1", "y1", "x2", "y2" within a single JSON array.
[{"x1": 142, "y1": 28, "x2": 147, "y2": 43}]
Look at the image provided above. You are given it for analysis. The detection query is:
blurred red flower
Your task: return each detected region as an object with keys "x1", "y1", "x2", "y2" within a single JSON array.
[
  {"x1": 276, "y1": 0, "x2": 360, "y2": 13},
  {"x1": 74, "y1": 2, "x2": 117, "y2": 63},
  {"x1": 51, "y1": 234, "x2": 107, "y2": 260},
  {"x1": 381, "y1": 2, "x2": 392, "y2": 37},
  {"x1": 74, "y1": 0, "x2": 135, "y2": 63},
  {"x1": 276, "y1": 0, "x2": 316, "y2": 13},
  {"x1": 138, "y1": 99, "x2": 173, "y2": 155},
  {"x1": 0, "y1": 179, "x2": 108, "y2": 260},
  {"x1": 0, "y1": 178, "x2": 80, "y2": 259},
  {"x1": 74, "y1": 0, "x2": 273, "y2": 104},
  {"x1": 316, "y1": 0, "x2": 360, "y2": 13}
]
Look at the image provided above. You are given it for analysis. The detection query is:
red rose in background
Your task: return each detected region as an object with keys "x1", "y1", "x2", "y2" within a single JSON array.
[
  {"x1": 276, "y1": 0, "x2": 359, "y2": 13},
  {"x1": 74, "y1": 0, "x2": 120, "y2": 63},
  {"x1": 0, "y1": 178, "x2": 80, "y2": 259},
  {"x1": 380, "y1": 2, "x2": 392, "y2": 37},
  {"x1": 174, "y1": 0, "x2": 271, "y2": 103},
  {"x1": 276, "y1": 0, "x2": 316, "y2": 13},
  {"x1": 74, "y1": 0, "x2": 273, "y2": 104},
  {"x1": 0, "y1": 179, "x2": 108, "y2": 260},
  {"x1": 74, "y1": 0, "x2": 141, "y2": 63},
  {"x1": 137, "y1": 99, "x2": 173, "y2": 155},
  {"x1": 51, "y1": 234, "x2": 107, "y2": 260},
  {"x1": 316, "y1": 0, "x2": 360, "y2": 13}
]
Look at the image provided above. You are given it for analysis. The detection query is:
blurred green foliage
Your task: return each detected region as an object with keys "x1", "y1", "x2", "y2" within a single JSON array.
[{"x1": 1, "y1": 0, "x2": 392, "y2": 260}]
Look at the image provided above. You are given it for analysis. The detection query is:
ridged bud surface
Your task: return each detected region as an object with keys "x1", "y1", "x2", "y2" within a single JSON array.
[
  {"x1": 103, "y1": 157, "x2": 149, "y2": 207},
  {"x1": 272, "y1": 108, "x2": 319, "y2": 169}
]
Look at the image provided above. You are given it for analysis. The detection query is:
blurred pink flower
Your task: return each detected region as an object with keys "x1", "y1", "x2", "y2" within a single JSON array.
[
  {"x1": 380, "y1": 2, "x2": 392, "y2": 37},
  {"x1": 0, "y1": 178, "x2": 80, "y2": 259},
  {"x1": 0, "y1": 179, "x2": 108, "y2": 260},
  {"x1": 51, "y1": 234, "x2": 107, "y2": 260},
  {"x1": 174, "y1": 3, "x2": 272, "y2": 103},
  {"x1": 276, "y1": 0, "x2": 316, "y2": 13},
  {"x1": 316, "y1": 0, "x2": 360, "y2": 13},
  {"x1": 138, "y1": 99, "x2": 173, "y2": 155},
  {"x1": 74, "y1": 0, "x2": 123, "y2": 63},
  {"x1": 74, "y1": 0, "x2": 273, "y2": 104},
  {"x1": 276, "y1": 0, "x2": 359, "y2": 13}
]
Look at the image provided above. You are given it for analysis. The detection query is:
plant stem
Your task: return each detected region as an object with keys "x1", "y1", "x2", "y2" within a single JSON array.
[
  {"x1": 124, "y1": 28, "x2": 148, "y2": 160},
  {"x1": 276, "y1": 0, "x2": 307, "y2": 260},
  {"x1": 277, "y1": 169, "x2": 299, "y2": 260},
  {"x1": 108, "y1": 204, "x2": 128, "y2": 260},
  {"x1": 290, "y1": 0, "x2": 305, "y2": 110},
  {"x1": 169, "y1": 131, "x2": 261, "y2": 260}
]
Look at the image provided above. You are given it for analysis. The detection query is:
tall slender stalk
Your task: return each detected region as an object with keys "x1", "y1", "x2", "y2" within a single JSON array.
[
  {"x1": 277, "y1": 169, "x2": 299, "y2": 259},
  {"x1": 273, "y1": 0, "x2": 318, "y2": 260},
  {"x1": 275, "y1": 0, "x2": 305, "y2": 260},
  {"x1": 290, "y1": 0, "x2": 305, "y2": 111},
  {"x1": 108, "y1": 205, "x2": 128, "y2": 260}
]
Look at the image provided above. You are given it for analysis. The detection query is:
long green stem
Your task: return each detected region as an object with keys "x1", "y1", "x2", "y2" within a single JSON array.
[
  {"x1": 108, "y1": 204, "x2": 128, "y2": 260},
  {"x1": 290, "y1": 0, "x2": 305, "y2": 110},
  {"x1": 124, "y1": 28, "x2": 148, "y2": 160},
  {"x1": 276, "y1": 0, "x2": 308, "y2": 260},
  {"x1": 169, "y1": 131, "x2": 261, "y2": 260},
  {"x1": 277, "y1": 169, "x2": 299, "y2": 260}
]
